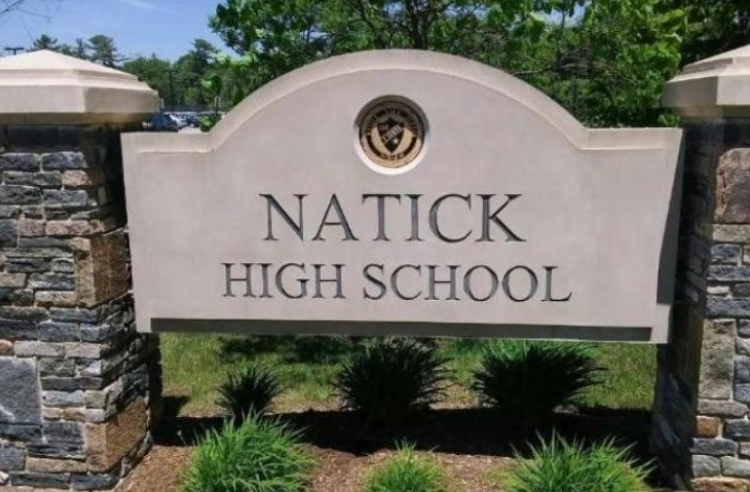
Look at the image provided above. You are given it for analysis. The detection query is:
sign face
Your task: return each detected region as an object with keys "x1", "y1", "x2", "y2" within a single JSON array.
[{"x1": 123, "y1": 50, "x2": 683, "y2": 343}]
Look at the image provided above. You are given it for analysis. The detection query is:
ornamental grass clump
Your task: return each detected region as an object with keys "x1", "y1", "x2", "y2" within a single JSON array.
[
  {"x1": 182, "y1": 416, "x2": 313, "y2": 492},
  {"x1": 472, "y1": 341, "x2": 601, "y2": 431},
  {"x1": 335, "y1": 338, "x2": 449, "y2": 426},
  {"x1": 365, "y1": 444, "x2": 451, "y2": 492},
  {"x1": 216, "y1": 363, "x2": 281, "y2": 422},
  {"x1": 502, "y1": 434, "x2": 652, "y2": 492}
]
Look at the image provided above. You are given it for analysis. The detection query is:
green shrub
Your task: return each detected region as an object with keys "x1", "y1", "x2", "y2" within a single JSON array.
[
  {"x1": 216, "y1": 363, "x2": 281, "y2": 422},
  {"x1": 502, "y1": 434, "x2": 651, "y2": 492},
  {"x1": 335, "y1": 338, "x2": 449, "y2": 426},
  {"x1": 182, "y1": 416, "x2": 313, "y2": 492},
  {"x1": 472, "y1": 341, "x2": 601, "y2": 430},
  {"x1": 365, "y1": 444, "x2": 450, "y2": 492}
]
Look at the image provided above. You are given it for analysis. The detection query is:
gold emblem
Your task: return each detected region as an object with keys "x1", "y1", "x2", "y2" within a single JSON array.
[{"x1": 359, "y1": 99, "x2": 425, "y2": 169}]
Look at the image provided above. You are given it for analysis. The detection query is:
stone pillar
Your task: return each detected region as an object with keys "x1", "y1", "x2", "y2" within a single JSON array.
[
  {"x1": 653, "y1": 45, "x2": 750, "y2": 491},
  {"x1": 0, "y1": 50, "x2": 161, "y2": 490}
]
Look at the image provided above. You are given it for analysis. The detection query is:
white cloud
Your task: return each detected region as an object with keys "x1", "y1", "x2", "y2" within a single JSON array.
[{"x1": 114, "y1": 0, "x2": 158, "y2": 10}]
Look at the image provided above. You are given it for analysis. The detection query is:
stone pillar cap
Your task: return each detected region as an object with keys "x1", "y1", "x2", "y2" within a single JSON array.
[
  {"x1": 663, "y1": 44, "x2": 750, "y2": 118},
  {"x1": 0, "y1": 50, "x2": 159, "y2": 125}
]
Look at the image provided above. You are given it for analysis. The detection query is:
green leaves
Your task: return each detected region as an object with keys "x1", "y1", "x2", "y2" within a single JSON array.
[
  {"x1": 365, "y1": 443, "x2": 451, "y2": 492},
  {"x1": 472, "y1": 342, "x2": 602, "y2": 432},
  {"x1": 183, "y1": 416, "x2": 313, "y2": 492},
  {"x1": 335, "y1": 338, "x2": 450, "y2": 427},
  {"x1": 208, "y1": 0, "x2": 690, "y2": 126},
  {"x1": 502, "y1": 433, "x2": 652, "y2": 492},
  {"x1": 216, "y1": 363, "x2": 282, "y2": 423}
]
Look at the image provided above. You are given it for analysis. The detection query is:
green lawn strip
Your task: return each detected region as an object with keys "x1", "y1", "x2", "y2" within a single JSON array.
[{"x1": 161, "y1": 334, "x2": 656, "y2": 416}]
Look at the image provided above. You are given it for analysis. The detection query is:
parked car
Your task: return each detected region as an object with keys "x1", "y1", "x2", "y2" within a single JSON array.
[
  {"x1": 143, "y1": 113, "x2": 179, "y2": 132},
  {"x1": 166, "y1": 113, "x2": 188, "y2": 130}
]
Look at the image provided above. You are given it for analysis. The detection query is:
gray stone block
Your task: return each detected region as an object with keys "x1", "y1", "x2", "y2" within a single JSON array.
[
  {"x1": 28, "y1": 422, "x2": 84, "y2": 459},
  {"x1": 0, "y1": 423, "x2": 41, "y2": 441},
  {"x1": 39, "y1": 321, "x2": 80, "y2": 343},
  {"x1": 4, "y1": 171, "x2": 62, "y2": 188},
  {"x1": 709, "y1": 265, "x2": 750, "y2": 281},
  {"x1": 693, "y1": 455, "x2": 721, "y2": 477},
  {"x1": 738, "y1": 384, "x2": 750, "y2": 403},
  {"x1": 52, "y1": 259, "x2": 74, "y2": 273},
  {"x1": 72, "y1": 470, "x2": 119, "y2": 491},
  {"x1": 0, "y1": 219, "x2": 17, "y2": 247},
  {"x1": 41, "y1": 152, "x2": 87, "y2": 171},
  {"x1": 0, "y1": 185, "x2": 42, "y2": 205},
  {"x1": 0, "y1": 358, "x2": 41, "y2": 425},
  {"x1": 43, "y1": 391, "x2": 84, "y2": 408},
  {"x1": 65, "y1": 343, "x2": 102, "y2": 359},
  {"x1": 737, "y1": 357, "x2": 750, "y2": 383},
  {"x1": 81, "y1": 323, "x2": 118, "y2": 343},
  {"x1": 726, "y1": 419, "x2": 750, "y2": 439},
  {"x1": 691, "y1": 438, "x2": 738, "y2": 456},
  {"x1": 39, "y1": 358, "x2": 75, "y2": 377},
  {"x1": 29, "y1": 272, "x2": 75, "y2": 291},
  {"x1": 14, "y1": 341, "x2": 65, "y2": 358},
  {"x1": 0, "y1": 153, "x2": 39, "y2": 172},
  {"x1": 699, "y1": 319, "x2": 736, "y2": 399},
  {"x1": 50, "y1": 307, "x2": 103, "y2": 324},
  {"x1": 0, "y1": 446, "x2": 25, "y2": 471},
  {"x1": 722, "y1": 456, "x2": 750, "y2": 477},
  {"x1": 713, "y1": 244, "x2": 743, "y2": 264},
  {"x1": 0, "y1": 306, "x2": 48, "y2": 322},
  {"x1": 707, "y1": 297, "x2": 750, "y2": 317},
  {"x1": 43, "y1": 190, "x2": 88, "y2": 209},
  {"x1": 0, "y1": 320, "x2": 37, "y2": 341},
  {"x1": 10, "y1": 471, "x2": 71, "y2": 488},
  {"x1": 5, "y1": 258, "x2": 51, "y2": 273}
]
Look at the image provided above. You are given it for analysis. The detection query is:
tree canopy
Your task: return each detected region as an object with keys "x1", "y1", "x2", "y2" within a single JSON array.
[
  {"x1": 207, "y1": 0, "x2": 748, "y2": 127},
  {"x1": 11, "y1": 0, "x2": 749, "y2": 125}
]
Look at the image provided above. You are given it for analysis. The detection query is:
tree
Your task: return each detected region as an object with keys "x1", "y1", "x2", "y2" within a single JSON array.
[
  {"x1": 32, "y1": 34, "x2": 60, "y2": 51},
  {"x1": 517, "y1": 0, "x2": 685, "y2": 127},
  {"x1": 677, "y1": 0, "x2": 750, "y2": 64},
  {"x1": 174, "y1": 39, "x2": 220, "y2": 107},
  {"x1": 210, "y1": 0, "x2": 542, "y2": 106},
  {"x1": 58, "y1": 38, "x2": 87, "y2": 59},
  {"x1": 209, "y1": 0, "x2": 685, "y2": 127},
  {"x1": 87, "y1": 35, "x2": 124, "y2": 67},
  {"x1": 123, "y1": 55, "x2": 173, "y2": 103}
]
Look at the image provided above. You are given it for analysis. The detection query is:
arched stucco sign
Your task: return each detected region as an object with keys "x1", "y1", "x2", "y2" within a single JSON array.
[{"x1": 122, "y1": 50, "x2": 682, "y2": 342}]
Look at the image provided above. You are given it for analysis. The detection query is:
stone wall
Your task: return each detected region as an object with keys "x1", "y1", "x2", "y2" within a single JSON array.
[
  {"x1": 653, "y1": 120, "x2": 750, "y2": 492},
  {"x1": 0, "y1": 125, "x2": 160, "y2": 491}
]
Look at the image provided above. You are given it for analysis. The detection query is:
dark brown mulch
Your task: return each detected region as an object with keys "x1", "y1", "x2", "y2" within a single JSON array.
[{"x1": 121, "y1": 404, "x2": 658, "y2": 492}]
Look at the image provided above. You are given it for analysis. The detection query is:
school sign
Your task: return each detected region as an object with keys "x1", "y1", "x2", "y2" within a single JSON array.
[{"x1": 122, "y1": 51, "x2": 681, "y2": 342}]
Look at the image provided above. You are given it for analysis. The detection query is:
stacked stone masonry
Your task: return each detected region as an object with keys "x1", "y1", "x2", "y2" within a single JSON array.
[
  {"x1": 0, "y1": 125, "x2": 160, "y2": 491},
  {"x1": 653, "y1": 121, "x2": 750, "y2": 492}
]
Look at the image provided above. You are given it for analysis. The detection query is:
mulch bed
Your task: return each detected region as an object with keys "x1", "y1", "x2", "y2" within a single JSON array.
[{"x1": 121, "y1": 404, "x2": 659, "y2": 492}]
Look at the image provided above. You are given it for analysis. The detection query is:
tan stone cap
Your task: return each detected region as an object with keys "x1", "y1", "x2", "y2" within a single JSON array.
[
  {"x1": 663, "y1": 44, "x2": 750, "y2": 118},
  {"x1": 0, "y1": 50, "x2": 159, "y2": 124}
]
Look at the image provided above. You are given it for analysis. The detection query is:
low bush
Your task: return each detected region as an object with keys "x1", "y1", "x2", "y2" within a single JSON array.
[
  {"x1": 182, "y1": 416, "x2": 313, "y2": 492},
  {"x1": 335, "y1": 338, "x2": 449, "y2": 426},
  {"x1": 502, "y1": 434, "x2": 651, "y2": 492},
  {"x1": 472, "y1": 341, "x2": 601, "y2": 431},
  {"x1": 365, "y1": 444, "x2": 450, "y2": 492},
  {"x1": 216, "y1": 363, "x2": 281, "y2": 422}
]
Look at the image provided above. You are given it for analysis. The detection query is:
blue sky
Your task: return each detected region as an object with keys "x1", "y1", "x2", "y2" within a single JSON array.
[{"x1": 0, "y1": 0, "x2": 227, "y2": 60}]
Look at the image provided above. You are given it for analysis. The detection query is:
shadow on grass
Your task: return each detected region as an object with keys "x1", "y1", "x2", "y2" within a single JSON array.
[
  {"x1": 218, "y1": 335, "x2": 358, "y2": 365},
  {"x1": 154, "y1": 405, "x2": 652, "y2": 460}
]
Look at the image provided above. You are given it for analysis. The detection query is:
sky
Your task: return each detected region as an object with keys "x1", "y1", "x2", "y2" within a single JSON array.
[{"x1": 0, "y1": 0, "x2": 228, "y2": 60}]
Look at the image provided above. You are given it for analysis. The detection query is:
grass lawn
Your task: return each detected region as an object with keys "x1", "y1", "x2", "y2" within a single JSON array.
[{"x1": 161, "y1": 334, "x2": 657, "y2": 416}]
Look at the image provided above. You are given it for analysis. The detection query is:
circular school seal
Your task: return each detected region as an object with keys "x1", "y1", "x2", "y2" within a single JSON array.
[{"x1": 359, "y1": 99, "x2": 425, "y2": 169}]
